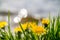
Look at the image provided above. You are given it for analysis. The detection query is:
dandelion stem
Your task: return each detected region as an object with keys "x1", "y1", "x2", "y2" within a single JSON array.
[
  {"x1": 8, "y1": 11, "x2": 11, "y2": 34},
  {"x1": 19, "y1": 22, "x2": 26, "y2": 40}
]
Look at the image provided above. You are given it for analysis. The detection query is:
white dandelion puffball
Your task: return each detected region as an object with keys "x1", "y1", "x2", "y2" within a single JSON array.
[
  {"x1": 14, "y1": 16, "x2": 21, "y2": 23},
  {"x1": 14, "y1": 8, "x2": 28, "y2": 23},
  {"x1": 18, "y1": 8, "x2": 28, "y2": 18}
]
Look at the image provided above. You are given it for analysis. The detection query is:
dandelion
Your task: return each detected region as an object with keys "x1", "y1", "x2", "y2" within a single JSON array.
[
  {"x1": 0, "y1": 21, "x2": 8, "y2": 28},
  {"x1": 41, "y1": 18, "x2": 49, "y2": 27},
  {"x1": 14, "y1": 23, "x2": 28, "y2": 33},
  {"x1": 14, "y1": 27, "x2": 22, "y2": 32},
  {"x1": 14, "y1": 8, "x2": 28, "y2": 23},
  {"x1": 14, "y1": 16, "x2": 21, "y2": 23},
  {"x1": 21, "y1": 22, "x2": 37, "y2": 30},
  {"x1": 14, "y1": 22, "x2": 37, "y2": 32},
  {"x1": 18, "y1": 8, "x2": 28, "y2": 18},
  {"x1": 21, "y1": 23, "x2": 28, "y2": 30},
  {"x1": 28, "y1": 22, "x2": 37, "y2": 28},
  {"x1": 31, "y1": 26, "x2": 46, "y2": 35}
]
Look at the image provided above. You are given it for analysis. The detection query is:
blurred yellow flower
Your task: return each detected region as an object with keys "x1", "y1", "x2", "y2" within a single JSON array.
[
  {"x1": 21, "y1": 22, "x2": 28, "y2": 30},
  {"x1": 14, "y1": 22, "x2": 37, "y2": 32},
  {"x1": 21, "y1": 22, "x2": 37, "y2": 30},
  {"x1": 31, "y1": 26, "x2": 46, "y2": 35},
  {"x1": 14, "y1": 22, "x2": 46, "y2": 35},
  {"x1": 14, "y1": 23, "x2": 28, "y2": 32},
  {"x1": 14, "y1": 27, "x2": 22, "y2": 32},
  {"x1": 0, "y1": 21, "x2": 8, "y2": 28},
  {"x1": 28, "y1": 22, "x2": 37, "y2": 28},
  {"x1": 41, "y1": 18, "x2": 49, "y2": 24}
]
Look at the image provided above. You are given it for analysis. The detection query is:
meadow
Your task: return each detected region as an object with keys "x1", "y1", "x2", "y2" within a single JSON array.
[{"x1": 0, "y1": 12, "x2": 60, "y2": 40}]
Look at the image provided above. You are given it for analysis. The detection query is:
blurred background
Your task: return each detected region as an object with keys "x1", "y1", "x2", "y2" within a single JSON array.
[{"x1": 0, "y1": 0, "x2": 60, "y2": 30}]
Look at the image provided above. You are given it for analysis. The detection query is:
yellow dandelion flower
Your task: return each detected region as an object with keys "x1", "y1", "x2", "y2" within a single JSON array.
[
  {"x1": 0, "y1": 21, "x2": 8, "y2": 28},
  {"x1": 14, "y1": 23, "x2": 28, "y2": 33},
  {"x1": 41, "y1": 18, "x2": 49, "y2": 24},
  {"x1": 28, "y1": 22, "x2": 37, "y2": 28},
  {"x1": 31, "y1": 26, "x2": 46, "y2": 35},
  {"x1": 21, "y1": 23, "x2": 28, "y2": 30},
  {"x1": 21, "y1": 22, "x2": 37, "y2": 30},
  {"x1": 14, "y1": 22, "x2": 38, "y2": 33},
  {"x1": 14, "y1": 27, "x2": 22, "y2": 32}
]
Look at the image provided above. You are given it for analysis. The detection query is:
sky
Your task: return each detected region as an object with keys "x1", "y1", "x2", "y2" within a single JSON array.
[{"x1": 0, "y1": 0, "x2": 60, "y2": 17}]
